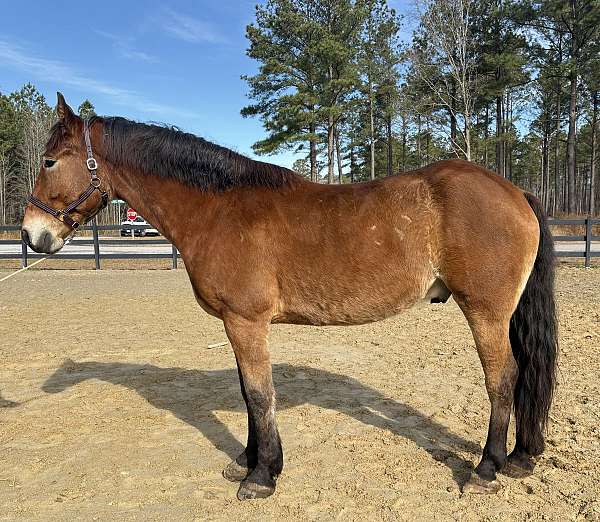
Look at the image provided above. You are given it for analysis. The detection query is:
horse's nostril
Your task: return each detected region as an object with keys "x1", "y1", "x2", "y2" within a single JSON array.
[{"x1": 40, "y1": 231, "x2": 53, "y2": 252}]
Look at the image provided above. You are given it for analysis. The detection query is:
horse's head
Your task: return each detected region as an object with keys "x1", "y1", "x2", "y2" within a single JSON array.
[
  {"x1": 21, "y1": 93, "x2": 111, "y2": 254},
  {"x1": 41, "y1": 359, "x2": 89, "y2": 393}
]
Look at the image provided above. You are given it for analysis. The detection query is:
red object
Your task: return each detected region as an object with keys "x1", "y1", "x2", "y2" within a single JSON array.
[{"x1": 126, "y1": 208, "x2": 137, "y2": 221}]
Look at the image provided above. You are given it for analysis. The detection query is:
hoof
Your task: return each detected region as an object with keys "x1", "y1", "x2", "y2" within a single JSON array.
[
  {"x1": 462, "y1": 472, "x2": 501, "y2": 495},
  {"x1": 502, "y1": 453, "x2": 535, "y2": 478},
  {"x1": 223, "y1": 459, "x2": 251, "y2": 482},
  {"x1": 237, "y1": 479, "x2": 275, "y2": 500}
]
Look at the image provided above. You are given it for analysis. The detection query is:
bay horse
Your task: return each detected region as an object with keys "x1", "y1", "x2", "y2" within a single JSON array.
[{"x1": 22, "y1": 94, "x2": 557, "y2": 500}]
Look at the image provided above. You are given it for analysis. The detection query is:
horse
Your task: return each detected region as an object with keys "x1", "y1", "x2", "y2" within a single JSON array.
[{"x1": 22, "y1": 93, "x2": 557, "y2": 500}]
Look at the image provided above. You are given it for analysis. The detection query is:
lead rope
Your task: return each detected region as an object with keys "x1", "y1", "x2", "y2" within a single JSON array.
[
  {"x1": 0, "y1": 236, "x2": 75, "y2": 284},
  {"x1": 0, "y1": 257, "x2": 49, "y2": 283}
]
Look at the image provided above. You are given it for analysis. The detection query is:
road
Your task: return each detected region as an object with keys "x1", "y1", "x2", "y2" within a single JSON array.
[{"x1": 0, "y1": 237, "x2": 598, "y2": 258}]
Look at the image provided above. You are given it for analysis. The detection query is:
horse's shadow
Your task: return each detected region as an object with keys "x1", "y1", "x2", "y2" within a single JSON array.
[
  {"x1": 41, "y1": 360, "x2": 479, "y2": 486},
  {"x1": 0, "y1": 390, "x2": 18, "y2": 408}
]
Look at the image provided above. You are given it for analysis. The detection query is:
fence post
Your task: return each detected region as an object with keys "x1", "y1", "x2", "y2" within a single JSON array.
[
  {"x1": 92, "y1": 218, "x2": 101, "y2": 270},
  {"x1": 21, "y1": 238, "x2": 28, "y2": 268},
  {"x1": 585, "y1": 217, "x2": 592, "y2": 268},
  {"x1": 171, "y1": 244, "x2": 178, "y2": 269}
]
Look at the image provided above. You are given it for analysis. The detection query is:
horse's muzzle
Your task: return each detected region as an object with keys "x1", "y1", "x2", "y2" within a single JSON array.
[{"x1": 21, "y1": 226, "x2": 63, "y2": 254}]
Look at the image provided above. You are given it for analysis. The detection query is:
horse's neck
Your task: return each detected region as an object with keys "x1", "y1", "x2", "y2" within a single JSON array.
[{"x1": 109, "y1": 166, "x2": 219, "y2": 249}]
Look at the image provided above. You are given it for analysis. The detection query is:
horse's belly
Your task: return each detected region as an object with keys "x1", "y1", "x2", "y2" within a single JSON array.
[{"x1": 272, "y1": 281, "x2": 431, "y2": 326}]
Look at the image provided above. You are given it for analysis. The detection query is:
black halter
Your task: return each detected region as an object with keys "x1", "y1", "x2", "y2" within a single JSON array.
[{"x1": 28, "y1": 119, "x2": 109, "y2": 230}]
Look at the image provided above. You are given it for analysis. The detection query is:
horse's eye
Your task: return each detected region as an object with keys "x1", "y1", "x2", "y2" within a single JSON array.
[{"x1": 44, "y1": 159, "x2": 57, "y2": 169}]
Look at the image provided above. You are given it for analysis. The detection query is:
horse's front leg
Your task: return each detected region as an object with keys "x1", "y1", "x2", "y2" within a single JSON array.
[
  {"x1": 222, "y1": 359, "x2": 258, "y2": 482},
  {"x1": 222, "y1": 313, "x2": 283, "y2": 500}
]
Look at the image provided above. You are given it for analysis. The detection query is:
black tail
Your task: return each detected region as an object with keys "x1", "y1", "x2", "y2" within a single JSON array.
[{"x1": 509, "y1": 193, "x2": 558, "y2": 456}]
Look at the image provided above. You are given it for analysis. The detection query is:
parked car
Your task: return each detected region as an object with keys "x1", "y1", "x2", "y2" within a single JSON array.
[{"x1": 120, "y1": 216, "x2": 160, "y2": 237}]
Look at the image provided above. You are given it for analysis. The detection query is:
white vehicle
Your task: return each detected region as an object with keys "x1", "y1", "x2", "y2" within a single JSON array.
[{"x1": 120, "y1": 216, "x2": 160, "y2": 237}]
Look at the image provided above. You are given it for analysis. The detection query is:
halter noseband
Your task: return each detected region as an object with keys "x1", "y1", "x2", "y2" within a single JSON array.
[{"x1": 28, "y1": 119, "x2": 109, "y2": 230}]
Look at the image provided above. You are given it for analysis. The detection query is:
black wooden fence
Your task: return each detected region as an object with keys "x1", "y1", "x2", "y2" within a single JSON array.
[
  {"x1": 0, "y1": 221, "x2": 180, "y2": 269},
  {"x1": 549, "y1": 217, "x2": 599, "y2": 268},
  {"x1": 1, "y1": 217, "x2": 599, "y2": 269}
]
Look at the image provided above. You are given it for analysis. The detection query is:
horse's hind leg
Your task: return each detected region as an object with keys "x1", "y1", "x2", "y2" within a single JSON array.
[
  {"x1": 223, "y1": 313, "x2": 283, "y2": 500},
  {"x1": 461, "y1": 315, "x2": 518, "y2": 494}
]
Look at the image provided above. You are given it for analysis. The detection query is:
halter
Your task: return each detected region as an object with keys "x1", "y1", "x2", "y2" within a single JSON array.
[{"x1": 28, "y1": 119, "x2": 109, "y2": 230}]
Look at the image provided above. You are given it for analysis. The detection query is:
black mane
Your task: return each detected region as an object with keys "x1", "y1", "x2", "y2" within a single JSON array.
[{"x1": 50, "y1": 117, "x2": 300, "y2": 192}]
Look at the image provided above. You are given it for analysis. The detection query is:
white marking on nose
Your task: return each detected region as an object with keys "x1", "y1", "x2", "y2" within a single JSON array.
[{"x1": 21, "y1": 216, "x2": 65, "y2": 253}]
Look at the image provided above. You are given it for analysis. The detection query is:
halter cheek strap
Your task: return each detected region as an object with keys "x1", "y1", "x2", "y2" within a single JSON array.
[{"x1": 28, "y1": 118, "x2": 109, "y2": 230}]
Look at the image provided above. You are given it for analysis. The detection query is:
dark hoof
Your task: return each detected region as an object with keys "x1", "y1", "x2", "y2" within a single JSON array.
[
  {"x1": 223, "y1": 459, "x2": 250, "y2": 482},
  {"x1": 502, "y1": 452, "x2": 535, "y2": 478},
  {"x1": 462, "y1": 472, "x2": 501, "y2": 495},
  {"x1": 237, "y1": 479, "x2": 275, "y2": 500}
]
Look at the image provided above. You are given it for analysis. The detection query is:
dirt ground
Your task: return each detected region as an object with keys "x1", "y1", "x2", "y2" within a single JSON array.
[{"x1": 0, "y1": 267, "x2": 598, "y2": 521}]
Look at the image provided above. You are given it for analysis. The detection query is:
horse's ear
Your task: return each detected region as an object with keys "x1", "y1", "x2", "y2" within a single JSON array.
[{"x1": 56, "y1": 92, "x2": 76, "y2": 124}]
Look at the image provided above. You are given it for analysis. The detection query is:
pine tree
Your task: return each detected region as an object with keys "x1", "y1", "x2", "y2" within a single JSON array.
[
  {"x1": 471, "y1": 0, "x2": 529, "y2": 178},
  {"x1": 360, "y1": 0, "x2": 402, "y2": 178},
  {"x1": 521, "y1": 0, "x2": 600, "y2": 212},
  {"x1": 78, "y1": 99, "x2": 96, "y2": 119},
  {"x1": 242, "y1": 0, "x2": 324, "y2": 181}
]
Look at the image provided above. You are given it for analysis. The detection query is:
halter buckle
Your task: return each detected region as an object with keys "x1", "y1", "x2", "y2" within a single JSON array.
[{"x1": 86, "y1": 157, "x2": 98, "y2": 171}]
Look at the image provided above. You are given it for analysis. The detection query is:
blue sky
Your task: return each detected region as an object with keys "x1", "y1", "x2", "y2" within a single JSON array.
[{"x1": 1, "y1": 1, "x2": 413, "y2": 168}]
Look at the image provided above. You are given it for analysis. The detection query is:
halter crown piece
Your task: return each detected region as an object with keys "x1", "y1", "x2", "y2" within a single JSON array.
[{"x1": 27, "y1": 119, "x2": 109, "y2": 230}]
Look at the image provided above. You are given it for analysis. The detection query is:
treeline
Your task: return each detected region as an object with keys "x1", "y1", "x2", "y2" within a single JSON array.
[
  {"x1": 1, "y1": 1, "x2": 598, "y2": 225},
  {"x1": 0, "y1": 85, "x2": 105, "y2": 225},
  {"x1": 242, "y1": 0, "x2": 600, "y2": 216}
]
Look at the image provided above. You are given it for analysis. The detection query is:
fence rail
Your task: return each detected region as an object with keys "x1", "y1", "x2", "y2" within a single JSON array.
[
  {"x1": 1, "y1": 217, "x2": 599, "y2": 269},
  {"x1": 1, "y1": 220, "x2": 180, "y2": 270}
]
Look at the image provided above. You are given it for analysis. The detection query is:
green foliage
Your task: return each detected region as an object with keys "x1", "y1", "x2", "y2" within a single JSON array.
[
  {"x1": 242, "y1": 0, "x2": 401, "y2": 179},
  {"x1": 241, "y1": 0, "x2": 598, "y2": 213},
  {"x1": 0, "y1": 94, "x2": 20, "y2": 158},
  {"x1": 78, "y1": 99, "x2": 96, "y2": 119}
]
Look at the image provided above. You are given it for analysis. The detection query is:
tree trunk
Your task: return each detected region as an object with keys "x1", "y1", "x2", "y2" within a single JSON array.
[
  {"x1": 327, "y1": 114, "x2": 334, "y2": 184},
  {"x1": 464, "y1": 111, "x2": 472, "y2": 162},
  {"x1": 335, "y1": 125, "x2": 343, "y2": 184},
  {"x1": 590, "y1": 91, "x2": 598, "y2": 216},
  {"x1": 450, "y1": 79, "x2": 457, "y2": 151},
  {"x1": 484, "y1": 104, "x2": 489, "y2": 168},
  {"x1": 386, "y1": 109, "x2": 393, "y2": 177},
  {"x1": 554, "y1": 88, "x2": 562, "y2": 214},
  {"x1": 566, "y1": 65, "x2": 578, "y2": 214},
  {"x1": 309, "y1": 120, "x2": 317, "y2": 182},
  {"x1": 426, "y1": 120, "x2": 431, "y2": 164},
  {"x1": 496, "y1": 95, "x2": 504, "y2": 177},
  {"x1": 369, "y1": 80, "x2": 375, "y2": 180},
  {"x1": 563, "y1": 160, "x2": 568, "y2": 211},
  {"x1": 401, "y1": 119, "x2": 407, "y2": 172},
  {"x1": 416, "y1": 114, "x2": 421, "y2": 166},
  {"x1": 0, "y1": 154, "x2": 7, "y2": 225},
  {"x1": 542, "y1": 123, "x2": 550, "y2": 212},
  {"x1": 350, "y1": 145, "x2": 356, "y2": 183},
  {"x1": 505, "y1": 91, "x2": 512, "y2": 181}
]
